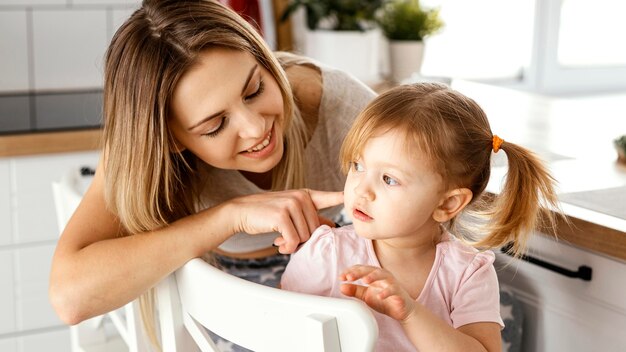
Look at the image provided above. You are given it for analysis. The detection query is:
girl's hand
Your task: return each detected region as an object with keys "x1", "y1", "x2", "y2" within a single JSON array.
[
  {"x1": 227, "y1": 189, "x2": 343, "y2": 254},
  {"x1": 339, "y1": 265, "x2": 416, "y2": 322}
]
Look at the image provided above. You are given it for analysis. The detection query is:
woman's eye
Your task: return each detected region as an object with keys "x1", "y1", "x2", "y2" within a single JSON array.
[
  {"x1": 352, "y1": 161, "x2": 364, "y2": 172},
  {"x1": 244, "y1": 79, "x2": 265, "y2": 101},
  {"x1": 202, "y1": 117, "x2": 228, "y2": 138},
  {"x1": 382, "y1": 175, "x2": 399, "y2": 186}
]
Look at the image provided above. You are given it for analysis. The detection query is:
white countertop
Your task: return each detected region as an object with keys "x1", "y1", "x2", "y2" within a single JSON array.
[{"x1": 451, "y1": 80, "x2": 626, "y2": 259}]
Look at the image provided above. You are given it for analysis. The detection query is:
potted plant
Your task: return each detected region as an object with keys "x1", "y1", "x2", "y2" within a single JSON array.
[
  {"x1": 615, "y1": 135, "x2": 626, "y2": 164},
  {"x1": 281, "y1": 0, "x2": 384, "y2": 83},
  {"x1": 377, "y1": 0, "x2": 444, "y2": 82}
]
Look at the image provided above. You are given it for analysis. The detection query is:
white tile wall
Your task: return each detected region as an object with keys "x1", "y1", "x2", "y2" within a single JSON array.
[
  {"x1": 0, "y1": 1, "x2": 65, "y2": 5},
  {"x1": 0, "y1": 0, "x2": 141, "y2": 93},
  {"x1": 0, "y1": 337, "x2": 17, "y2": 352},
  {"x1": 32, "y1": 9, "x2": 107, "y2": 91},
  {"x1": 110, "y1": 6, "x2": 138, "y2": 41},
  {"x1": 76, "y1": 0, "x2": 139, "y2": 5},
  {"x1": 0, "y1": 250, "x2": 16, "y2": 334},
  {"x1": 0, "y1": 11, "x2": 30, "y2": 91},
  {"x1": 13, "y1": 151, "x2": 98, "y2": 243},
  {"x1": 15, "y1": 244, "x2": 61, "y2": 330},
  {"x1": 19, "y1": 328, "x2": 71, "y2": 352},
  {"x1": 0, "y1": 160, "x2": 12, "y2": 246}
]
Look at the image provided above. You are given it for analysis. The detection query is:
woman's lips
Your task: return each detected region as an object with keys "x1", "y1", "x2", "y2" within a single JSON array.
[{"x1": 239, "y1": 124, "x2": 276, "y2": 158}]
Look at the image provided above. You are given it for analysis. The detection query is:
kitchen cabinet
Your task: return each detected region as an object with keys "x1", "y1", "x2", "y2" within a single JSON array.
[
  {"x1": 0, "y1": 150, "x2": 98, "y2": 351},
  {"x1": 496, "y1": 233, "x2": 626, "y2": 352},
  {"x1": 457, "y1": 79, "x2": 626, "y2": 352}
]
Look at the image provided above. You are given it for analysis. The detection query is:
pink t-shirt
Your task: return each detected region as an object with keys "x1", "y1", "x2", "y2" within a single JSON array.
[{"x1": 281, "y1": 225, "x2": 504, "y2": 352}]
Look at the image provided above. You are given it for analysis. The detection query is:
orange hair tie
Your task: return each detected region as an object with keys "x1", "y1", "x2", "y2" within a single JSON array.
[{"x1": 492, "y1": 135, "x2": 504, "y2": 153}]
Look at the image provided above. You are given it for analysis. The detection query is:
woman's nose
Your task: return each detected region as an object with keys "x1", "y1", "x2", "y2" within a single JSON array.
[{"x1": 235, "y1": 107, "x2": 265, "y2": 139}]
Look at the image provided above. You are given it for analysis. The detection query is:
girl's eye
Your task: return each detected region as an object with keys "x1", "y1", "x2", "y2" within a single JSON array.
[
  {"x1": 382, "y1": 175, "x2": 399, "y2": 186},
  {"x1": 244, "y1": 79, "x2": 265, "y2": 101},
  {"x1": 352, "y1": 161, "x2": 364, "y2": 172},
  {"x1": 202, "y1": 116, "x2": 229, "y2": 138}
]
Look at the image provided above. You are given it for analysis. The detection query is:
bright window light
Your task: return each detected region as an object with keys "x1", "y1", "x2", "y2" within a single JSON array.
[{"x1": 558, "y1": 0, "x2": 626, "y2": 67}]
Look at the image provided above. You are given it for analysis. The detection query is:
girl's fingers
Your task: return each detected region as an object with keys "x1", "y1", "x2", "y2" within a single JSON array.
[
  {"x1": 340, "y1": 265, "x2": 379, "y2": 282},
  {"x1": 340, "y1": 282, "x2": 368, "y2": 300}
]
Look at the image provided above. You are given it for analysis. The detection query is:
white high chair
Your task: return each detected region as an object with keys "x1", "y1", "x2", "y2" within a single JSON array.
[
  {"x1": 53, "y1": 169, "x2": 379, "y2": 352},
  {"x1": 53, "y1": 169, "x2": 149, "y2": 352}
]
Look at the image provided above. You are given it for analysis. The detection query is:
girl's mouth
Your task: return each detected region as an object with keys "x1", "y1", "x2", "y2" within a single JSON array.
[{"x1": 352, "y1": 208, "x2": 373, "y2": 222}]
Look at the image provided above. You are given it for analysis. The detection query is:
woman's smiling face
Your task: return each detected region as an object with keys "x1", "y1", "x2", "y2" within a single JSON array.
[{"x1": 169, "y1": 47, "x2": 285, "y2": 173}]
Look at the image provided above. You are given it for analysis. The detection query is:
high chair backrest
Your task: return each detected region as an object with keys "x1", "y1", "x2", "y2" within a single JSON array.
[
  {"x1": 52, "y1": 169, "x2": 148, "y2": 352},
  {"x1": 157, "y1": 258, "x2": 378, "y2": 352},
  {"x1": 54, "y1": 169, "x2": 378, "y2": 352}
]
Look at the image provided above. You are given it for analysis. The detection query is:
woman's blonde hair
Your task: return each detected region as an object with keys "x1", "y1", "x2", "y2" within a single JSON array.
[
  {"x1": 102, "y1": 0, "x2": 307, "y2": 347},
  {"x1": 340, "y1": 83, "x2": 560, "y2": 257}
]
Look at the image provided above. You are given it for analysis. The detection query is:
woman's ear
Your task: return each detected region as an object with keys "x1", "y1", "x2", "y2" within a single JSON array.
[{"x1": 433, "y1": 188, "x2": 473, "y2": 222}]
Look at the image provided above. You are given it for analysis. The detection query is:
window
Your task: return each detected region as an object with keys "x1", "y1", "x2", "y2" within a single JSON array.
[{"x1": 420, "y1": 0, "x2": 626, "y2": 95}]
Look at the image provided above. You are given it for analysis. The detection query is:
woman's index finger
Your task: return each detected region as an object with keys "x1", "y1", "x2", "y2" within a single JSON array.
[{"x1": 307, "y1": 190, "x2": 344, "y2": 210}]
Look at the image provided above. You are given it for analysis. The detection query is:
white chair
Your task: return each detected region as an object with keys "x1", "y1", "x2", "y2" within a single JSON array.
[
  {"x1": 53, "y1": 169, "x2": 379, "y2": 352},
  {"x1": 158, "y1": 258, "x2": 378, "y2": 352},
  {"x1": 53, "y1": 168, "x2": 149, "y2": 352}
]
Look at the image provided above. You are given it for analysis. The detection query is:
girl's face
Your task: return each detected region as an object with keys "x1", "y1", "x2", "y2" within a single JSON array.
[
  {"x1": 169, "y1": 48, "x2": 285, "y2": 173},
  {"x1": 343, "y1": 128, "x2": 446, "y2": 246}
]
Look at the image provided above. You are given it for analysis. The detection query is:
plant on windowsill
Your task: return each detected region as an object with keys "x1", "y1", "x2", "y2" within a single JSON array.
[
  {"x1": 377, "y1": 0, "x2": 444, "y2": 82},
  {"x1": 615, "y1": 135, "x2": 626, "y2": 164},
  {"x1": 280, "y1": 0, "x2": 384, "y2": 83}
]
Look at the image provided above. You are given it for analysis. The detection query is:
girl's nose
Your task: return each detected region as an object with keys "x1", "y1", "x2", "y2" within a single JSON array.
[
  {"x1": 235, "y1": 107, "x2": 265, "y2": 139},
  {"x1": 354, "y1": 179, "x2": 375, "y2": 201}
]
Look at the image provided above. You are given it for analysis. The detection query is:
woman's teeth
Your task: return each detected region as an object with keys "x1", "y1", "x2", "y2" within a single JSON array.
[{"x1": 247, "y1": 131, "x2": 271, "y2": 152}]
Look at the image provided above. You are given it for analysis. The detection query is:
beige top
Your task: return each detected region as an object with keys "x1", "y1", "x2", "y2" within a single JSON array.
[{"x1": 196, "y1": 64, "x2": 376, "y2": 253}]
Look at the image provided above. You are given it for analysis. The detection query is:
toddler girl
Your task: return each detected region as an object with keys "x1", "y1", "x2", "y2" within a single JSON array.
[{"x1": 281, "y1": 83, "x2": 560, "y2": 351}]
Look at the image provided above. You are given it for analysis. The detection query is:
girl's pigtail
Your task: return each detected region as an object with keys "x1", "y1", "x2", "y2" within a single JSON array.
[{"x1": 477, "y1": 139, "x2": 561, "y2": 257}]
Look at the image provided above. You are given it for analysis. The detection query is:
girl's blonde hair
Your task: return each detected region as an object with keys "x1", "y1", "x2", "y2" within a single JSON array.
[
  {"x1": 102, "y1": 0, "x2": 307, "y2": 347},
  {"x1": 340, "y1": 83, "x2": 560, "y2": 257}
]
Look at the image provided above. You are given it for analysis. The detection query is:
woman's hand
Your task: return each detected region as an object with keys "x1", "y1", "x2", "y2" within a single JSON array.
[
  {"x1": 227, "y1": 189, "x2": 343, "y2": 254},
  {"x1": 339, "y1": 265, "x2": 416, "y2": 322}
]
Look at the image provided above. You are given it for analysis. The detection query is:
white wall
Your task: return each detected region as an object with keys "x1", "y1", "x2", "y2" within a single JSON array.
[{"x1": 0, "y1": 0, "x2": 141, "y2": 94}]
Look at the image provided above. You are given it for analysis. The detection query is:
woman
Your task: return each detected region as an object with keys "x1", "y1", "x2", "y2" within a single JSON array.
[{"x1": 49, "y1": 0, "x2": 375, "y2": 334}]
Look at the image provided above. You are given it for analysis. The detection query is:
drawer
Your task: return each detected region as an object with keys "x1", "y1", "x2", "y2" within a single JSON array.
[{"x1": 496, "y1": 232, "x2": 626, "y2": 352}]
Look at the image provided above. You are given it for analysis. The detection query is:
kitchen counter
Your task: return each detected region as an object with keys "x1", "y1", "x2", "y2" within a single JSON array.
[
  {"x1": 0, "y1": 128, "x2": 101, "y2": 157},
  {"x1": 0, "y1": 89, "x2": 103, "y2": 157},
  {"x1": 2, "y1": 80, "x2": 625, "y2": 261},
  {"x1": 450, "y1": 80, "x2": 626, "y2": 262}
]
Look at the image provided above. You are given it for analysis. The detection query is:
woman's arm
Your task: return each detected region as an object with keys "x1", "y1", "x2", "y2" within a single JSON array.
[
  {"x1": 49, "y1": 156, "x2": 230, "y2": 324},
  {"x1": 50, "y1": 155, "x2": 342, "y2": 325}
]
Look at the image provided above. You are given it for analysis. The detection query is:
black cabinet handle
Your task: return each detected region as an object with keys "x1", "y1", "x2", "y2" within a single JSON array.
[
  {"x1": 80, "y1": 166, "x2": 95, "y2": 176},
  {"x1": 501, "y1": 243, "x2": 592, "y2": 281}
]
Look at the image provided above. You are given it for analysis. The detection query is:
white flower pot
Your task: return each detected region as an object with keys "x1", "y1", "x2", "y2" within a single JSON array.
[
  {"x1": 304, "y1": 29, "x2": 381, "y2": 83},
  {"x1": 389, "y1": 40, "x2": 425, "y2": 83}
]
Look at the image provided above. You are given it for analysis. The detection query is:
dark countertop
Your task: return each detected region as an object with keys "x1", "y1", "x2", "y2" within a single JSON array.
[{"x1": 0, "y1": 90, "x2": 102, "y2": 135}]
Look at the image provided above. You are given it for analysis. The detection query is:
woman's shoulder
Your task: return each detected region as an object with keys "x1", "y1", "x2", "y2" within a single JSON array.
[{"x1": 285, "y1": 62, "x2": 322, "y2": 114}]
